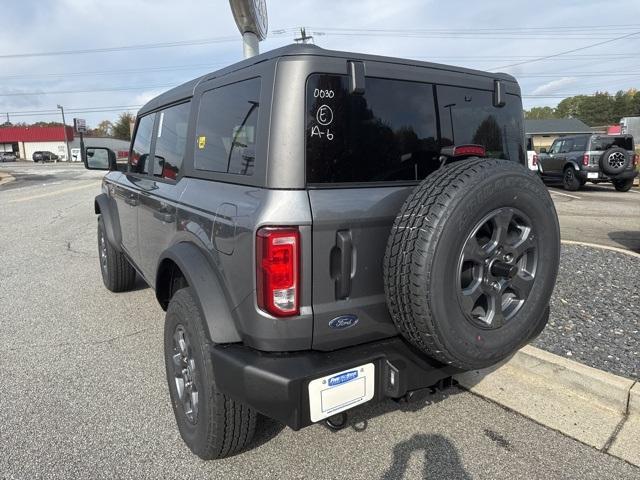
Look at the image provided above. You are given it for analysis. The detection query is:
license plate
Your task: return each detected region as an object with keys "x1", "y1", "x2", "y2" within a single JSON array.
[
  {"x1": 308, "y1": 363, "x2": 375, "y2": 422},
  {"x1": 587, "y1": 172, "x2": 598, "y2": 179}
]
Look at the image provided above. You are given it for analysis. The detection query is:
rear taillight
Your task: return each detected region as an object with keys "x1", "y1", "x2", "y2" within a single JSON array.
[
  {"x1": 256, "y1": 227, "x2": 300, "y2": 317},
  {"x1": 532, "y1": 154, "x2": 538, "y2": 166},
  {"x1": 634, "y1": 154, "x2": 638, "y2": 166},
  {"x1": 582, "y1": 154, "x2": 590, "y2": 166}
]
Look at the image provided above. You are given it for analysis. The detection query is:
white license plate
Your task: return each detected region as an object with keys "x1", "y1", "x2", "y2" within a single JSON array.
[
  {"x1": 308, "y1": 363, "x2": 375, "y2": 422},
  {"x1": 587, "y1": 172, "x2": 599, "y2": 179}
]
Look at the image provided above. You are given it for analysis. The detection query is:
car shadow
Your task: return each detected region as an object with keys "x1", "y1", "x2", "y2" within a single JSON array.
[
  {"x1": 381, "y1": 433, "x2": 473, "y2": 480},
  {"x1": 607, "y1": 231, "x2": 640, "y2": 253}
]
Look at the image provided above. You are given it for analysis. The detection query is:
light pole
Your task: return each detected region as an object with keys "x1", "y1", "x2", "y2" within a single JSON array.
[{"x1": 57, "y1": 104, "x2": 70, "y2": 162}]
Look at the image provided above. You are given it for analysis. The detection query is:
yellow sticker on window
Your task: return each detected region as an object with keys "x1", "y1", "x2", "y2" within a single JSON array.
[{"x1": 198, "y1": 136, "x2": 206, "y2": 149}]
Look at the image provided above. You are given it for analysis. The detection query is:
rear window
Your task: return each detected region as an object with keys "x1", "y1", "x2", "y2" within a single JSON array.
[
  {"x1": 436, "y1": 85, "x2": 524, "y2": 162},
  {"x1": 589, "y1": 136, "x2": 633, "y2": 151},
  {"x1": 306, "y1": 75, "x2": 439, "y2": 184},
  {"x1": 194, "y1": 77, "x2": 260, "y2": 176}
]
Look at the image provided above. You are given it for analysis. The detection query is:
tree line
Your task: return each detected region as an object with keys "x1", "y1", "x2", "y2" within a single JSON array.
[
  {"x1": 1, "y1": 112, "x2": 135, "y2": 141},
  {"x1": 525, "y1": 89, "x2": 640, "y2": 126}
]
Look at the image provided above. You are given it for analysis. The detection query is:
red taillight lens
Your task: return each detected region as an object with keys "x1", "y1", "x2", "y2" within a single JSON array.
[
  {"x1": 256, "y1": 227, "x2": 300, "y2": 317},
  {"x1": 582, "y1": 154, "x2": 590, "y2": 166},
  {"x1": 532, "y1": 154, "x2": 538, "y2": 166},
  {"x1": 453, "y1": 144, "x2": 486, "y2": 157}
]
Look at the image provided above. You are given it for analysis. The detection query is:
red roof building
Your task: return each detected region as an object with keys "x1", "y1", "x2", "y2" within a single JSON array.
[{"x1": 0, "y1": 126, "x2": 74, "y2": 142}]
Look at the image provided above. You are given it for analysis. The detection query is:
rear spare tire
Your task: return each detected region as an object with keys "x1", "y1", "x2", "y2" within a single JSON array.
[
  {"x1": 600, "y1": 147, "x2": 630, "y2": 175},
  {"x1": 384, "y1": 159, "x2": 560, "y2": 370}
]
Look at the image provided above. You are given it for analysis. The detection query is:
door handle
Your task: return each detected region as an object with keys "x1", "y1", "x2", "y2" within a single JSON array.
[
  {"x1": 153, "y1": 211, "x2": 175, "y2": 223},
  {"x1": 124, "y1": 195, "x2": 138, "y2": 206},
  {"x1": 332, "y1": 230, "x2": 353, "y2": 300}
]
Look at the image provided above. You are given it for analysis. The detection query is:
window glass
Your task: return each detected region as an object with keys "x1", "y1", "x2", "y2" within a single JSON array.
[
  {"x1": 130, "y1": 114, "x2": 155, "y2": 174},
  {"x1": 549, "y1": 140, "x2": 563, "y2": 154},
  {"x1": 589, "y1": 135, "x2": 633, "y2": 151},
  {"x1": 152, "y1": 102, "x2": 190, "y2": 180},
  {"x1": 437, "y1": 85, "x2": 524, "y2": 163},
  {"x1": 560, "y1": 139, "x2": 574, "y2": 153},
  {"x1": 306, "y1": 75, "x2": 439, "y2": 184},
  {"x1": 572, "y1": 136, "x2": 588, "y2": 151},
  {"x1": 194, "y1": 78, "x2": 260, "y2": 175}
]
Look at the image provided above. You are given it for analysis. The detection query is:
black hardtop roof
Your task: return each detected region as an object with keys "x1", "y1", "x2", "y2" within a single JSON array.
[{"x1": 139, "y1": 43, "x2": 518, "y2": 115}]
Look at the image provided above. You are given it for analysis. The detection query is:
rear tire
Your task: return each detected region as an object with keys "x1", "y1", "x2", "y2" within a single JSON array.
[
  {"x1": 384, "y1": 159, "x2": 560, "y2": 370},
  {"x1": 164, "y1": 288, "x2": 257, "y2": 459},
  {"x1": 613, "y1": 178, "x2": 634, "y2": 192},
  {"x1": 563, "y1": 167, "x2": 581, "y2": 191},
  {"x1": 97, "y1": 215, "x2": 136, "y2": 292}
]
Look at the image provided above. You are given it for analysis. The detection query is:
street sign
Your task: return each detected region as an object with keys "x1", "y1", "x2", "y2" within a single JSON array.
[
  {"x1": 74, "y1": 118, "x2": 87, "y2": 133},
  {"x1": 229, "y1": 0, "x2": 268, "y2": 41}
]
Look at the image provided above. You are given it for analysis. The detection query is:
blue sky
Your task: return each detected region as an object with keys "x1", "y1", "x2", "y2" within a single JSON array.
[{"x1": 1, "y1": 0, "x2": 639, "y2": 128}]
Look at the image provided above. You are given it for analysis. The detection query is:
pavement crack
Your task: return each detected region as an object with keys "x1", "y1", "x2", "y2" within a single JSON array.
[{"x1": 7, "y1": 328, "x2": 151, "y2": 352}]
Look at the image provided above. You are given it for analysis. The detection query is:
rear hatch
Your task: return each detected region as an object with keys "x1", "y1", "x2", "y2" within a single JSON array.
[{"x1": 305, "y1": 72, "x2": 525, "y2": 351}]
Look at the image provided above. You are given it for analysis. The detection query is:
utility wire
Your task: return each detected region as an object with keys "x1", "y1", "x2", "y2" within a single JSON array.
[
  {"x1": 0, "y1": 84, "x2": 176, "y2": 97},
  {"x1": 492, "y1": 30, "x2": 640, "y2": 69}
]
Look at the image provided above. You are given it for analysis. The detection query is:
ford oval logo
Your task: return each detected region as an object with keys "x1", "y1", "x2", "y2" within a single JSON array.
[{"x1": 329, "y1": 315, "x2": 359, "y2": 329}]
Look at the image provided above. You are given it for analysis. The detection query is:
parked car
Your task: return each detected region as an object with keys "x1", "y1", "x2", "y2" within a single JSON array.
[
  {"x1": 526, "y1": 136, "x2": 538, "y2": 171},
  {"x1": 83, "y1": 44, "x2": 560, "y2": 459},
  {"x1": 537, "y1": 134, "x2": 638, "y2": 191},
  {"x1": 32, "y1": 151, "x2": 59, "y2": 162},
  {"x1": 0, "y1": 152, "x2": 17, "y2": 162}
]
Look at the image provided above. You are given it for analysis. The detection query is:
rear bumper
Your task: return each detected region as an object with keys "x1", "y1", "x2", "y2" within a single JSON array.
[
  {"x1": 210, "y1": 337, "x2": 461, "y2": 430},
  {"x1": 577, "y1": 169, "x2": 638, "y2": 182}
]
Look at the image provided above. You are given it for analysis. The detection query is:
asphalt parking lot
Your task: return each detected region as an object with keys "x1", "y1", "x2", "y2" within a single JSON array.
[
  {"x1": 0, "y1": 163, "x2": 639, "y2": 479},
  {"x1": 547, "y1": 183, "x2": 640, "y2": 252}
]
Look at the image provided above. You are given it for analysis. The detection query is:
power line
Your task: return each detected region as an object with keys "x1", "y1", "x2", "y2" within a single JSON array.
[
  {"x1": 0, "y1": 36, "x2": 240, "y2": 60},
  {"x1": 0, "y1": 84, "x2": 176, "y2": 97},
  {"x1": 492, "y1": 30, "x2": 640, "y2": 70}
]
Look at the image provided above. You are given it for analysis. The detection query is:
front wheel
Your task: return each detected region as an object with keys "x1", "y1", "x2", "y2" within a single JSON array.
[
  {"x1": 613, "y1": 178, "x2": 634, "y2": 192},
  {"x1": 563, "y1": 167, "x2": 582, "y2": 191},
  {"x1": 164, "y1": 288, "x2": 258, "y2": 459}
]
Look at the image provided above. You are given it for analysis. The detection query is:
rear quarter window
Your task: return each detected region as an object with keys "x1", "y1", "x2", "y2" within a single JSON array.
[{"x1": 194, "y1": 78, "x2": 260, "y2": 176}]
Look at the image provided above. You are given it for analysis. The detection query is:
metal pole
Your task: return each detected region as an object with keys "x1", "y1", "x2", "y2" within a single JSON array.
[
  {"x1": 242, "y1": 32, "x2": 259, "y2": 58},
  {"x1": 57, "y1": 105, "x2": 70, "y2": 162}
]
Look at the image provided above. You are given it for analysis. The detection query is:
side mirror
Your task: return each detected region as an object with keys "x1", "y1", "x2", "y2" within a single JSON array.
[
  {"x1": 539, "y1": 147, "x2": 547, "y2": 154},
  {"x1": 84, "y1": 147, "x2": 117, "y2": 171}
]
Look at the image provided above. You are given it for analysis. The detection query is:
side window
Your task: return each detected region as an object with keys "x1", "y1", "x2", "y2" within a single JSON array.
[
  {"x1": 572, "y1": 136, "x2": 587, "y2": 151},
  {"x1": 549, "y1": 140, "x2": 563, "y2": 154},
  {"x1": 437, "y1": 85, "x2": 524, "y2": 162},
  {"x1": 306, "y1": 75, "x2": 439, "y2": 183},
  {"x1": 152, "y1": 102, "x2": 190, "y2": 180},
  {"x1": 130, "y1": 114, "x2": 156, "y2": 174},
  {"x1": 560, "y1": 139, "x2": 574, "y2": 153},
  {"x1": 194, "y1": 78, "x2": 260, "y2": 175}
]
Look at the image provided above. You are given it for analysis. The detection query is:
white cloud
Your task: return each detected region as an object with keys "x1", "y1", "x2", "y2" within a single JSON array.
[{"x1": 531, "y1": 77, "x2": 577, "y2": 95}]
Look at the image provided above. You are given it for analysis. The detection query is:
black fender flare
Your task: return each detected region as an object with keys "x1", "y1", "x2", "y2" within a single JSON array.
[
  {"x1": 157, "y1": 242, "x2": 242, "y2": 344},
  {"x1": 94, "y1": 193, "x2": 122, "y2": 251},
  {"x1": 565, "y1": 160, "x2": 581, "y2": 171}
]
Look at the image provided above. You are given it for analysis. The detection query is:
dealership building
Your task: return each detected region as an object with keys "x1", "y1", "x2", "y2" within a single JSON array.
[
  {"x1": 0, "y1": 125, "x2": 130, "y2": 161},
  {"x1": 0, "y1": 125, "x2": 75, "y2": 161}
]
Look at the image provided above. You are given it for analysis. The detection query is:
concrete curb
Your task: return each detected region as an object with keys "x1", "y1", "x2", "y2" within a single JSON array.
[
  {"x1": 0, "y1": 171, "x2": 16, "y2": 186},
  {"x1": 561, "y1": 239, "x2": 640, "y2": 258},
  {"x1": 456, "y1": 345, "x2": 638, "y2": 464}
]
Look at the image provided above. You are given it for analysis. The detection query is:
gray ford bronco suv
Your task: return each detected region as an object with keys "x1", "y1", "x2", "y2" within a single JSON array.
[{"x1": 84, "y1": 44, "x2": 560, "y2": 459}]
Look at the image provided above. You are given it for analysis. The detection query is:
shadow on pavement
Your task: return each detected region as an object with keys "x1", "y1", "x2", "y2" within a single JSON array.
[
  {"x1": 381, "y1": 434, "x2": 472, "y2": 480},
  {"x1": 607, "y1": 231, "x2": 640, "y2": 253}
]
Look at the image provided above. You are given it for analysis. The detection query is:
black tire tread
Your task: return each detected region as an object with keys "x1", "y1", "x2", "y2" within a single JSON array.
[
  {"x1": 383, "y1": 158, "x2": 547, "y2": 369},
  {"x1": 98, "y1": 215, "x2": 136, "y2": 292},
  {"x1": 166, "y1": 288, "x2": 257, "y2": 460}
]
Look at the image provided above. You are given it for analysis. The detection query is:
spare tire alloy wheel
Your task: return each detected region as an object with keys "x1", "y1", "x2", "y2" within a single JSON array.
[
  {"x1": 600, "y1": 147, "x2": 629, "y2": 175},
  {"x1": 384, "y1": 159, "x2": 560, "y2": 370},
  {"x1": 458, "y1": 208, "x2": 537, "y2": 329}
]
